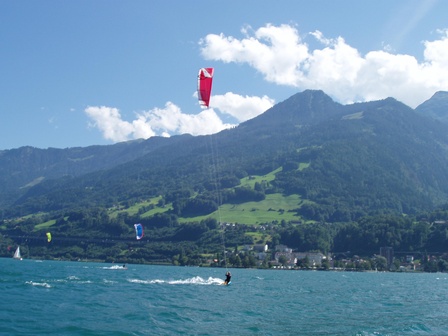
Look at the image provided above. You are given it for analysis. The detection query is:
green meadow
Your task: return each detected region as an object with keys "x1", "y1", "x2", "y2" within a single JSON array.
[
  {"x1": 110, "y1": 196, "x2": 172, "y2": 218},
  {"x1": 239, "y1": 167, "x2": 281, "y2": 188},
  {"x1": 34, "y1": 219, "x2": 56, "y2": 231},
  {"x1": 178, "y1": 193, "x2": 304, "y2": 225},
  {"x1": 109, "y1": 192, "x2": 304, "y2": 226},
  {"x1": 107, "y1": 167, "x2": 309, "y2": 226}
]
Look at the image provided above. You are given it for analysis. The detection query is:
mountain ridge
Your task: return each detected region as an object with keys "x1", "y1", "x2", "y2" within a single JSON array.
[
  {"x1": 415, "y1": 91, "x2": 448, "y2": 123},
  {"x1": 3, "y1": 90, "x2": 448, "y2": 222}
]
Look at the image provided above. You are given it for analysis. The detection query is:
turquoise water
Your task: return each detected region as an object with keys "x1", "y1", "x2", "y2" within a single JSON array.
[{"x1": 1, "y1": 258, "x2": 448, "y2": 335}]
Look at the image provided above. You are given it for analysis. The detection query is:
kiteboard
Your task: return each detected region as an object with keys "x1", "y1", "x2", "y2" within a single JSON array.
[{"x1": 222, "y1": 281, "x2": 232, "y2": 286}]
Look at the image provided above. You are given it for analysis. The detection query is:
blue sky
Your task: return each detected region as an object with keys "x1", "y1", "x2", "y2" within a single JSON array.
[{"x1": 1, "y1": 0, "x2": 448, "y2": 150}]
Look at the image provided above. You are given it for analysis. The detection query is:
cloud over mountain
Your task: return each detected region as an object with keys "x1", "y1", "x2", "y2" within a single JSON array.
[
  {"x1": 86, "y1": 23, "x2": 448, "y2": 143},
  {"x1": 200, "y1": 24, "x2": 448, "y2": 108},
  {"x1": 85, "y1": 93, "x2": 272, "y2": 142}
]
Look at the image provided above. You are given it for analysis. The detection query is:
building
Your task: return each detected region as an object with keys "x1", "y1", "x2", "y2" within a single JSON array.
[
  {"x1": 295, "y1": 252, "x2": 325, "y2": 267},
  {"x1": 253, "y1": 244, "x2": 268, "y2": 252}
]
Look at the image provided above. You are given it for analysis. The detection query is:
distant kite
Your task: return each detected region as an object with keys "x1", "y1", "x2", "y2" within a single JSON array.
[
  {"x1": 134, "y1": 223, "x2": 144, "y2": 240},
  {"x1": 46, "y1": 232, "x2": 52, "y2": 243},
  {"x1": 197, "y1": 68, "x2": 214, "y2": 108}
]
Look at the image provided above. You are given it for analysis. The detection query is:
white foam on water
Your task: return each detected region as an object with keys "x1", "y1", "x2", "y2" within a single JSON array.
[
  {"x1": 128, "y1": 276, "x2": 223, "y2": 286},
  {"x1": 128, "y1": 279, "x2": 156, "y2": 284},
  {"x1": 26, "y1": 281, "x2": 51, "y2": 288},
  {"x1": 103, "y1": 279, "x2": 116, "y2": 284},
  {"x1": 102, "y1": 265, "x2": 127, "y2": 270},
  {"x1": 168, "y1": 276, "x2": 222, "y2": 285}
]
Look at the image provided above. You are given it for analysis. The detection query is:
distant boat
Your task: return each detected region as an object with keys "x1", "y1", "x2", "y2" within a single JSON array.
[{"x1": 13, "y1": 247, "x2": 23, "y2": 260}]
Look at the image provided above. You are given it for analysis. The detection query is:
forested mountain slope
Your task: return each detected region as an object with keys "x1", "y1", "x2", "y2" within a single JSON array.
[
  {"x1": 415, "y1": 91, "x2": 448, "y2": 123},
  {"x1": 4, "y1": 90, "x2": 448, "y2": 222},
  {"x1": 0, "y1": 135, "x2": 192, "y2": 207}
]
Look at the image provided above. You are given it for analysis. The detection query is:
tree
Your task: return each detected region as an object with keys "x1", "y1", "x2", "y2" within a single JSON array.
[
  {"x1": 241, "y1": 253, "x2": 257, "y2": 268},
  {"x1": 278, "y1": 255, "x2": 288, "y2": 266},
  {"x1": 373, "y1": 256, "x2": 387, "y2": 271},
  {"x1": 437, "y1": 259, "x2": 448, "y2": 272},
  {"x1": 297, "y1": 256, "x2": 310, "y2": 269}
]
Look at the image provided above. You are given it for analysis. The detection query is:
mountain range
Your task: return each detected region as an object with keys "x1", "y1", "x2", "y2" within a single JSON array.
[{"x1": 2, "y1": 90, "x2": 448, "y2": 222}]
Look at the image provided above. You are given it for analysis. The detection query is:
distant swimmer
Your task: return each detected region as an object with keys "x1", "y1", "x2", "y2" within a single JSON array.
[{"x1": 223, "y1": 271, "x2": 231, "y2": 285}]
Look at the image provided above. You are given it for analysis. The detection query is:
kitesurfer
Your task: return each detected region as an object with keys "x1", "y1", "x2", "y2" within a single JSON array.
[{"x1": 224, "y1": 271, "x2": 231, "y2": 285}]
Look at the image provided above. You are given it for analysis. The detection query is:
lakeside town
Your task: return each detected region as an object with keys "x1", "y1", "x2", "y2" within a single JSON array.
[{"x1": 222, "y1": 244, "x2": 443, "y2": 273}]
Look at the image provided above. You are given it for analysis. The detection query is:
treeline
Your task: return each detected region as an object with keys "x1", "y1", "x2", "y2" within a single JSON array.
[
  {"x1": 3, "y1": 205, "x2": 448, "y2": 269},
  {"x1": 277, "y1": 214, "x2": 448, "y2": 255},
  {"x1": 0, "y1": 208, "x2": 252, "y2": 265}
]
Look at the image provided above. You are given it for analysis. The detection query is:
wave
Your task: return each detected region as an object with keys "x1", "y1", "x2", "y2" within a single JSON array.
[
  {"x1": 102, "y1": 265, "x2": 127, "y2": 270},
  {"x1": 56, "y1": 276, "x2": 92, "y2": 284},
  {"x1": 102, "y1": 279, "x2": 117, "y2": 284},
  {"x1": 25, "y1": 281, "x2": 51, "y2": 288},
  {"x1": 128, "y1": 276, "x2": 223, "y2": 286}
]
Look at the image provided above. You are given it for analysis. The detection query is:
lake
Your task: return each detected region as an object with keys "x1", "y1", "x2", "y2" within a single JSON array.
[{"x1": 1, "y1": 258, "x2": 447, "y2": 335}]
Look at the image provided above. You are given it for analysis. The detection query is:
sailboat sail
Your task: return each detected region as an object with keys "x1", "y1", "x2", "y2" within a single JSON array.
[{"x1": 13, "y1": 247, "x2": 22, "y2": 260}]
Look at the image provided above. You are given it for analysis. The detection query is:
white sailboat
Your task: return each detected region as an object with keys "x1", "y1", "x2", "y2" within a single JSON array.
[{"x1": 13, "y1": 246, "x2": 22, "y2": 260}]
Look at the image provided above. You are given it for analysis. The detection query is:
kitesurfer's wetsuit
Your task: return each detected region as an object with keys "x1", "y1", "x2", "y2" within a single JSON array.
[{"x1": 225, "y1": 272, "x2": 231, "y2": 284}]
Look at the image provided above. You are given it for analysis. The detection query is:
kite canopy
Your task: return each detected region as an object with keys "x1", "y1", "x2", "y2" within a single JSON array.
[
  {"x1": 46, "y1": 232, "x2": 52, "y2": 243},
  {"x1": 197, "y1": 68, "x2": 214, "y2": 108},
  {"x1": 134, "y1": 223, "x2": 144, "y2": 240}
]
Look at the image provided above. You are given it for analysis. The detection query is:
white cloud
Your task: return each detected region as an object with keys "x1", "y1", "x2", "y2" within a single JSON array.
[
  {"x1": 84, "y1": 93, "x2": 272, "y2": 142},
  {"x1": 139, "y1": 102, "x2": 233, "y2": 136},
  {"x1": 85, "y1": 106, "x2": 135, "y2": 142},
  {"x1": 212, "y1": 92, "x2": 274, "y2": 122},
  {"x1": 200, "y1": 24, "x2": 308, "y2": 87},
  {"x1": 200, "y1": 24, "x2": 448, "y2": 108}
]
